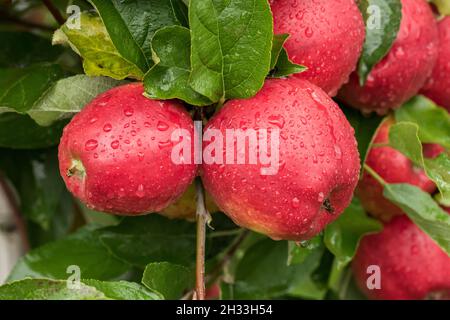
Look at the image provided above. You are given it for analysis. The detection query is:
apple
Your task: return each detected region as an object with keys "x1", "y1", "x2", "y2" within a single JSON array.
[
  {"x1": 357, "y1": 118, "x2": 440, "y2": 221},
  {"x1": 352, "y1": 215, "x2": 450, "y2": 300},
  {"x1": 270, "y1": 0, "x2": 365, "y2": 96},
  {"x1": 58, "y1": 83, "x2": 197, "y2": 215},
  {"x1": 338, "y1": 0, "x2": 439, "y2": 114},
  {"x1": 201, "y1": 77, "x2": 360, "y2": 241},
  {"x1": 420, "y1": 16, "x2": 450, "y2": 112}
]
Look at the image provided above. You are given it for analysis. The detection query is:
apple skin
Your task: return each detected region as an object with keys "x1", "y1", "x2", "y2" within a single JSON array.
[
  {"x1": 420, "y1": 16, "x2": 450, "y2": 112},
  {"x1": 352, "y1": 215, "x2": 450, "y2": 300},
  {"x1": 58, "y1": 83, "x2": 197, "y2": 215},
  {"x1": 270, "y1": 0, "x2": 365, "y2": 97},
  {"x1": 338, "y1": 0, "x2": 439, "y2": 114},
  {"x1": 357, "y1": 118, "x2": 438, "y2": 221},
  {"x1": 201, "y1": 77, "x2": 360, "y2": 241}
]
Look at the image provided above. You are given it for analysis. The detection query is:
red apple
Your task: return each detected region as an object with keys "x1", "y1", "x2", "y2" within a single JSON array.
[
  {"x1": 420, "y1": 16, "x2": 450, "y2": 112},
  {"x1": 338, "y1": 0, "x2": 439, "y2": 114},
  {"x1": 58, "y1": 83, "x2": 197, "y2": 215},
  {"x1": 357, "y1": 118, "x2": 439, "y2": 221},
  {"x1": 270, "y1": 0, "x2": 365, "y2": 96},
  {"x1": 201, "y1": 77, "x2": 360, "y2": 241},
  {"x1": 352, "y1": 215, "x2": 450, "y2": 300}
]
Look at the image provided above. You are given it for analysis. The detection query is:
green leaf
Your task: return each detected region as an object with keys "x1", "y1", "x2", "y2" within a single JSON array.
[
  {"x1": 395, "y1": 95, "x2": 450, "y2": 149},
  {"x1": 29, "y1": 75, "x2": 125, "y2": 126},
  {"x1": 287, "y1": 235, "x2": 322, "y2": 266},
  {"x1": 270, "y1": 34, "x2": 289, "y2": 69},
  {"x1": 324, "y1": 198, "x2": 382, "y2": 288},
  {"x1": 383, "y1": 183, "x2": 450, "y2": 254},
  {"x1": 88, "y1": 0, "x2": 185, "y2": 72},
  {"x1": 389, "y1": 122, "x2": 450, "y2": 205},
  {"x1": 270, "y1": 48, "x2": 307, "y2": 78},
  {"x1": 0, "y1": 32, "x2": 63, "y2": 68},
  {"x1": 189, "y1": 0, "x2": 273, "y2": 102},
  {"x1": 342, "y1": 105, "x2": 384, "y2": 167},
  {"x1": 53, "y1": 11, "x2": 144, "y2": 80},
  {"x1": 0, "y1": 64, "x2": 64, "y2": 113},
  {"x1": 7, "y1": 226, "x2": 130, "y2": 282},
  {"x1": 0, "y1": 113, "x2": 67, "y2": 149},
  {"x1": 142, "y1": 262, "x2": 193, "y2": 299},
  {"x1": 83, "y1": 279, "x2": 161, "y2": 300},
  {"x1": 357, "y1": 0, "x2": 402, "y2": 85},
  {"x1": 144, "y1": 26, "x2": 211, "y2": 106},
  {"x1": 231, "y1": 239, "x2": 326, "y2": 299},
  {"x1": 0, "y1": 279, "x2": 106, "y2": 300},
  {"x1": 432, "y1": 0, "x2": 450, "y2": 15},
  {"x1": 97, "y1": 214, "x2": 235, "y2": 268}
]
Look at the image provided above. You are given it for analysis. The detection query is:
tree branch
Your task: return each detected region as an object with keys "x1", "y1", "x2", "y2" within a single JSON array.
[
  {"x1": 42, "y1": 0, "x2": 65, "y2": 25},
  {"x1": 194, "y1": 177, "x2": 208, "y2": 300}
]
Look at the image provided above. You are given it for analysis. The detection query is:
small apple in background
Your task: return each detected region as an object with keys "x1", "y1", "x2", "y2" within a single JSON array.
[
  {"x1": 58, "y1": 83, "x2": 197, "y2": 215},
  {"x1": 352, "y1": 215, "x2": 450, "y2": 300},
  {"x1": 357, "y1": 118, "x2": 440, "y2": 222},
  {"x1": 338, "y1": 0, "x2": 439, "y2": 114},
  {"x1": 420, "y1": 16, "x2": 450, "y2": 112},
  {"x1": 159, "y1": 183, "x2": 219, "y2": 220},
  {"x1": 201, "y1": 77, "x2": 360, "y2": 241},
  {"x1": 270, "y1": 0, "x2": 365, "y2": 96}
]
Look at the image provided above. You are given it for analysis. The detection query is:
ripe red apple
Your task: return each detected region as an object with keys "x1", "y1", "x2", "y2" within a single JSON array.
[
  {"x1": 357, "y1": 118, "x2": 439, "y2": 221},
  {"x1": 270, "y1": 0, "x2": 365, "y2": 96},
  {"x1": 58, "y1": 83, "x2": 197, "y2": 215},
  {"x1": 201, "y1": 77, "x2": 360, "y2": 241},
  {"x1": 420, "y1": 16, "x2": 450, "y2": 112},
  {"x1": 352, "y1": 215, "x2": 450, "y2": 300},
  {"x1": 338, "y1": 0, "x2": 439, "y2": 114}
]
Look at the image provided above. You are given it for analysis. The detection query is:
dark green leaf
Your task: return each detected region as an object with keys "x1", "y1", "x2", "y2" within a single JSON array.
[
  {"x1": 83, "y1": 279, "x2": 161, "y2": 300},
  {"x1": 7, "y1": 226, "x2": 130, "y2": 281},
  {"x1": 395, "y1": 95, "x2": 450, "y2": 149},
  {"x1": 384, "y1": 183, "x2": 450, "y2": 254},
  {"x1": 144, "y1": 26, "x2": 211, "y2": 105},
  {"x1": 270, "y1": 34, "x2": 289, "y2": 69},
  {"x1": 357, "y1": 0, "x2": 402, "y2": 84},
  {"x1": 189, "y1": 0, "x2": 273, "y2": 102},
  {"x1": 141, "y1": 262, "x2": 193, "y2": 299},
  {"x1": 270, "y1": 48, "x2": 307, "y2": 78},
  {"x1": 287, "y1": 235, "x2": 322, "y2": 266}
]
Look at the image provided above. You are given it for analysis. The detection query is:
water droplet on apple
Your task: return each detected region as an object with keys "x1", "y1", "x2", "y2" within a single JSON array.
[
  {"x1": 157, "y1": 121, "x2": 169, "y2": 131},
  {"x1": 103, "y1": 123, "x2": 112, "y2": 132},
  {"x1": 111, "y1": 140, "x2": 120, "y2": 149},
  {"x1": 85, "y1": 139, "x2": 98, "y2": 151}
]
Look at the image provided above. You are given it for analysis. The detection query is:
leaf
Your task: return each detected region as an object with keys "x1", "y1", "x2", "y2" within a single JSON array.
[
  {"x1": 7, "y1": 226, "x2": 130, "y2": 282},
  {"x1": 270, "y1": 48, "x2": 307, "y2": 78},
  {"x1": 383, "y1": 183, "x2": 450, "y2": 254},
  {"x1": 97, "y1": 214, "x2": 235, "y2": 268},
  {"x1": 53, "y1": 11, "x2": 144, "y2": 80},
  {"x1": 141, "y1": 262, "x2": 193, "y2": 299},
  {"x1": 144, "y1": 26, "x2": 211, "y2": 106},
  {"x1": 29, "y1": 75, "x2": 125, "y2": 126},
  {"x1": 83, "y1": 279, "x2": 161, "y2": 300},
  {"x1": 287, "y1": 235, "x2": 322, "y2": 266},
  {"x1": 231, "y1": 239, "x2": 326, "y2": 299},
  {"x1": 88, "y1": 0, "x2": 185, "y2": 72},
  {"x1": 0, "y1": 31, "x2": 63, "y2": 68},
  {"x1": 389, "y1": 122, "x2": 450, "y2": 205},
  {"x1": 0, "y1": 64, "x2": 64, "y2": 113},
  {"x1": 432, "y1": 0, "x2": 450, "y2": 15},
  {"x1": 189, "y1": 0, "x2": 273, "y2": 102},
  {"x1": 341, "y1": 105, "x2": 384, "y2": 167},
  {"x1": 324, "y1": 198, "x2": 382, "y2": 288},
  {"x1": 270, "y1": 34, "x2": 289, "y2": 69},
  {"x1": 0, "y1": 113, "x2": 67, "y2": 149},
  {"x1": 395, "y1": 95, "x2": 450, "y2": 149},
  {"x1": 357, "y1": 0, "x2": 402, "y2": 85},
  {"x1": 0, "y1": 279, "x2": 106, "y2": 300}
]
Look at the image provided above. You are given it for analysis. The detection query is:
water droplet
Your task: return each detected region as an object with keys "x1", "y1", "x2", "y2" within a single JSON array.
[
  {"x1": 124, "y1": 108, "x2": 134, "y2": 117},
  {"x1": 334, "y1": 145, "x2": 342, "y2": 160},
  {"x1": 268, "y1": 115, "x2": 285, "y2": 128},
  {"x1": 89, "y1": 117, "x2": 98, "y2": 124},
  {"x1": 138, "y1": 152, "x2": 144, "y2": 161},
  {"x1": 318, "y1": 192, "x2": 325, "y2": 203},
  {"x1": 157, "y1": 121, "x2": 169, "y2": 131},
  {"x1": 158, "y1": 140, "x2": 172, "y2": 149},
  {"x1": 304, "y1": 27, "x2": 313, "y2": 38},
  {"x1": 144, "y1": 122, "x2": 151, "y2": 128},
  {"x1": 111, "y1": 140, "x2": 120, "y2": 149},
  {"x1": 292, "y1": 197, "x2": 300, "y2": 208},
  {"x1": 131, "y1": 130, "x2": 137, "y2": 136},
  {"x1": 85, "y1": 139, "x2": 98, "y2": 151},
  {"x1": 136, "y1": 184, "x2": 145, "y2": 198},
  {"x1": 103, "y1": 123, "x2": 112, "y2": 132}
]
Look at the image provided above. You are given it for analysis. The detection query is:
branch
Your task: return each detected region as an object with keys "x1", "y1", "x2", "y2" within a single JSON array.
[
  {"x1": 42, "y1": 0, "x2": 65, "y2": 25},
  {"x1": 0, "y1": 12, "x2": 54, "y2": 31},
  {"x1": 194, "y1": 177, "x2": 208, "y2": 300}
]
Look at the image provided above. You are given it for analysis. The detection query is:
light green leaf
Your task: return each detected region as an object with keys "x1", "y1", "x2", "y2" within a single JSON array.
[
  {"x1": 432, "y1": 0, "x2": 450, "y2": 15},
  {"x1": 144, "y1": 26, "x2": 211, "y2": 105},
  {"x1": 384, "y1": 183, "x2": 450, "y2": 255},
  {"x1": 53, "y1": 12, "x2": 144, "y2": 80},
  {"x1": 270, "y1": 48, "x2": 307, "y2": 78},
  {"x1": 189, "y1": 0, "x2": 273, "y2": 102},
  {"x1": 287, "y1": 235, "x2": 322, "y2": 266},
  {"x1": 83, "y1": 279, "x2": 161, "y2": 300}
]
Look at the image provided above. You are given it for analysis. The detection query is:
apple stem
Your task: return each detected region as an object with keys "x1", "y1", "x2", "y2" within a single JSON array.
[
  {"x1": 42, "y1": 0, "x2": 66, "y2": 26},
  {"x1": 194, "y1": 177, "x2": 208, "y2": 300},
  {"x1": 363, "y1": 164, "x2": 387, "y2": 186}
]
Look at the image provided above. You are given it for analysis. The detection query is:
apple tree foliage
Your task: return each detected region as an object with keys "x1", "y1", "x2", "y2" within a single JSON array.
[{"x1": 0, "y1": 0, "x2": 448, "y2": 300}]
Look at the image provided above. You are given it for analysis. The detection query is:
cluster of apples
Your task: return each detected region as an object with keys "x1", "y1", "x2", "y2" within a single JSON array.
[{"x1": 58, "y1": 0, "x2": 450, "y2": 299}]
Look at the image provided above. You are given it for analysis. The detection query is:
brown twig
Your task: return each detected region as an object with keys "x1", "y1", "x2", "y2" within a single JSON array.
[
  {"x1": 0, "y1": 174, "x2": 30, "y2": 252},
  {"x1": 194, "y1": 177, "x2": 208, "y2": 300},
  {"x1": 0, "y1": 11, "x2": 54, "y2": 31},
  {"x1": 42, "y1": 0, "x2": 65, "y2": 25}
]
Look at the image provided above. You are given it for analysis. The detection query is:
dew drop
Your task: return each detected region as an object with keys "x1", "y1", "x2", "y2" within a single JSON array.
[
  {"x1": 111, "y1": 140, "x2": 120, "y2": 149},
  {"x1": 85, "y1": 139, "x2": 98, "y2": 151},
  {"x1": 292, "y1": 197, "x2": 300, "y2": 208},
  {"x1": 124, "y1": 108, "x2": 134, "y2": 117},
  {"x1": 136, "y1": 184, "x2": 145, "y2": 198},
  {"x1": 157, "y1": 121, "x2": 169, "y2": 131},
  {"x1": 103, "y1": 123, "x2": 112, "y2": 132}
]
